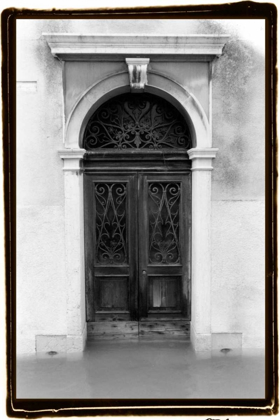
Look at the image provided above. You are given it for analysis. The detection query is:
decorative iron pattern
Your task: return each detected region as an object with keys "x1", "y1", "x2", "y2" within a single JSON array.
[
  {"x1": 148, "y1": 182, "x2": 181, "y2": 264},
  {"x1": 95, "y1": 183, "x2": 127, "y2": 265},
  {"x1": 84, "y1": 93, "x2": 191, "y2": 150}
]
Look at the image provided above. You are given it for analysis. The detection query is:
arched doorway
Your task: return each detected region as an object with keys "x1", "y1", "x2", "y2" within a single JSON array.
[
  {"x1": 83, "y1": 93, "x2": 192, "y2": 338},
  {"x1": 51, "y1": 33, "x2": 226, "y2": 351}
]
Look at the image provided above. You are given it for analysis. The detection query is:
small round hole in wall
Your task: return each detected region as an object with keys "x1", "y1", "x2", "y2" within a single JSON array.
[
  {"x1": 220, "y1": 348, "x2": 231, "y2": 354},
  {"x1": 47, "y1": 351, "x2": 58, "y2": 356}
]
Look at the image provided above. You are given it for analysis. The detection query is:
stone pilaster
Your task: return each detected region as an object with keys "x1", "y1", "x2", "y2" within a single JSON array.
[{"x1": 188, "y1": 148, "x2": 218, "y2": 351}]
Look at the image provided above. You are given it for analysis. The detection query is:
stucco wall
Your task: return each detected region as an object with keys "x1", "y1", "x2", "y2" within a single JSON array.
[
  {"x1": 211, "y1": 201, "x2": 265, "y2": 348},
  {"x1": 209, "y1": 21, "x2": 265, "y2": 348},
  {"x1": 17, "y1": 21, "x2": 67, "y2": 353},
  {"x1": 16, "y1": 19, "x2": 265, "y2": 353}
]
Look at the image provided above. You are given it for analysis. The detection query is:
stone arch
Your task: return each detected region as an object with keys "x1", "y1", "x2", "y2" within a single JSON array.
[{"x1": 64, "y1": 71, "x2": 211, "y2": 150}]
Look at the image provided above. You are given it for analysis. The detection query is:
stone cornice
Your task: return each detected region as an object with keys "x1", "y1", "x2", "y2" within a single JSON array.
[{"x1": 43, "y1": 34, "x2": 230, "y2": 62}]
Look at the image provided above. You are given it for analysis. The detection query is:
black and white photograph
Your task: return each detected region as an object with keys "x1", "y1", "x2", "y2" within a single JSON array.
[{"x1": 3, "y1": 2, "x2": 277, "y2": 417}]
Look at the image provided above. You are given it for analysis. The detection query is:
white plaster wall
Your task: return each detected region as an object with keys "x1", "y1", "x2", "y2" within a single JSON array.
[
  {"x1": 17, "y1": 206, "x2": 67, "y2": 353},
  {"x1": 16, "y1": 18, "x2": 265, "y2": 353},
  {"x1": 17, "y1": 21, "x2": 65, "y2": 206},
  {"x1": 64, "y1": 62, "x2": 127, "y2": 119},
  {"x1": 211, "y1": 21, "x2": 265, "y2": 201},
  {"x1": 209, "y1": 20, "x2": 265, "y2": 348},
  {"x1": 17, "y1": 20, "x2": 67, "y2": 353},
  {"x1": 211, "y1": 201, "x2": 265, "y2": 348},
  {"x1": 149, "y1": 61, "x2": 209, "y2": 118}
]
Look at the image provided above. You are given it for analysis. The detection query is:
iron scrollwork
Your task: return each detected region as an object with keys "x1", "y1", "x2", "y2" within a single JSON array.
[
  {"x1": 83, "y1": 93, "x2": 191, "y2": 150},
  {"x1": 95, "y1": 183, "x2": 127, "y2": 265},
  {"x1": 148, "y1": 182, "x2": 181, "y2": 264}
]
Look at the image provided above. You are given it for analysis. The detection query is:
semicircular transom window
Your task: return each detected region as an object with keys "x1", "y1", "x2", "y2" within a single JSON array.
[{"x1": 83, "y1": 93, "x2": 192, "y2": 150}]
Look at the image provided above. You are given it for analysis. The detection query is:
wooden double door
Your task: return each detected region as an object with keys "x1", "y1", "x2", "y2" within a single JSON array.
[{"x1": 85, "y1": 171, "x2": 191, "y2": 337}]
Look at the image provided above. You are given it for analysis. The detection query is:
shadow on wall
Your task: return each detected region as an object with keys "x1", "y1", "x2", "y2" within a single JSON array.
[{"x1": 198, "y1": 20, "x2": 265, "y2": 199}]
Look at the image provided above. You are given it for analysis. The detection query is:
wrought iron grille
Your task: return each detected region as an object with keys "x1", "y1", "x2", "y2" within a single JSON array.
[
  {"x1": 83, "y1": 93, "x2": 191, "y2": 150},
  {"x1": 95, "y1": 182, "x2": 127, "y2": 265},
  {"x1": 148, "y1": 182, "x2": 181, "y2": 264}
]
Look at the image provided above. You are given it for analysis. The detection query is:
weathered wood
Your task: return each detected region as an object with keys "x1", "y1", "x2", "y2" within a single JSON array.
[
  {"x1": 84, "y1": 175, "x2": 95, "y2": 322},
  {"x1": 140, "y1": 314, "x2": 187, "y2": 320},
  {"x1": 139, "y1": 321, "x2": 190, "y2": 337},
  {"x1": 97, "y1": 277, "x2": 128, "y2": 310},
  {"x1": 95, "y1": 313, "x2": 130, "y2": 322},
  {"x1": 83, "y1": 151, "x2": 191, "y2": 173},
  {"x1": 87, "y1": 334, "x2": 138, "y2": 341},
  {"x1": 87, "y1": 320, "x2": 190, "y2": 339},
  {"x1": 87, "y1": 321, "x2": 138, "y2": 337}
]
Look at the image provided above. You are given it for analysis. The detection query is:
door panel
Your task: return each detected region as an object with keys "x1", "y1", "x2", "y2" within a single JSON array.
[
  {"x1": 84, "y1": 174, "x2": 138, "y2": 322},
  {"x1": 94, "y1": 182, "x2": 128, "y2": 265},
  {"x1": 149, "y1": 276, "x2": 181, "y2": 309},
  {"x1": 96, "y1": 276, "x2": 129, "y2": 311},
  {"x1": 138, "y1": 173, "x2": 191, "y2": 320}
]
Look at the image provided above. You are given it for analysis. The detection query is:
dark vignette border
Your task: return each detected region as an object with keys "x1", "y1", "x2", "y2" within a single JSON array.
[{"x1": 2, "y1": 2, "x2": 278, "y2": 417}]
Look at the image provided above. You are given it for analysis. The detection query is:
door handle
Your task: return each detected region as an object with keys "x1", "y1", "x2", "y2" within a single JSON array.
[{"x1": 142, "y1": 270, "x2": 146, "y2": 275}]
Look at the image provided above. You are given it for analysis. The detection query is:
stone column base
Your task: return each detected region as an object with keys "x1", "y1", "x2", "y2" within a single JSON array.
[
  {"x1": 67, "y1": 323, "x2": 87, "y2": 353},
  {"x1": 190, "y1": 323, "x2": 211, "y2": 352},
  {"x1": 190, "y1": 325, "x2": 245, "y2": 352},
  {"x1": 36, "y1": 323, "x2": 87, "y2": 353}
]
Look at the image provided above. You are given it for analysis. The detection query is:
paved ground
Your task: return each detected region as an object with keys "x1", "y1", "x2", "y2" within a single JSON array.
[{"x1": 17, "y1": 338, "x2": 265, "y2": 399}]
